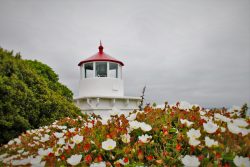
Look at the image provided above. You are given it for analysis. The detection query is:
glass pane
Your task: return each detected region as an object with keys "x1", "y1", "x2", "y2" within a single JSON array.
[
  {"x1": 84, "y1": 63, "x2": 93, "y2": 78},
  {"x1": 109, "y1": 62, "x2": 118, "y2": 78},
  {"x1": 96, "y1": 62, "x2": 107, "y2": 77}
]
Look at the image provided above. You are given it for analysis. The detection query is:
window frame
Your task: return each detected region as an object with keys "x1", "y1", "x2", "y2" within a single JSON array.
[
  {"x1": 109, "y1": 62, "x2": 119, "y2": 78},
  {"x1": 84, "y1": 62, "x2": 94, "y2": 78}
]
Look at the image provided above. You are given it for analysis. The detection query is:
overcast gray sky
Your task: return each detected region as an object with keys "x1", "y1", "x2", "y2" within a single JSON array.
[{"x1": 0, "y1": 0, "x2": 250, "y2": 107}]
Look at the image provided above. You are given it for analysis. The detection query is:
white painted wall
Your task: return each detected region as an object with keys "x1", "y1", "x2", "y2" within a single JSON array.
[{"x1": 78, "y1": 77, "x2": 124, "y2": 97}]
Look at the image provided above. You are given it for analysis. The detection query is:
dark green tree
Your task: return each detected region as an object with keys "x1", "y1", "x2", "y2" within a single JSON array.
[
  {"x1": 0, "y1": 48, "x2": 82, "y2": 144},
  {"x1": 240, "y1": 103, "x2": 248, "y2": 118}
]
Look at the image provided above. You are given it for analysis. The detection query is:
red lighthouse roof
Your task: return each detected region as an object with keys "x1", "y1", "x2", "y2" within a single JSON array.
[{"x1": 78, "y1": 42, "x2": 124, "y2": 66}]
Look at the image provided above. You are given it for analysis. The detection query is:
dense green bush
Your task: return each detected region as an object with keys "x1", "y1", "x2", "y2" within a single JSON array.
[{"x1": 0, "y1": 48, "x2": 81, "y2": 144}]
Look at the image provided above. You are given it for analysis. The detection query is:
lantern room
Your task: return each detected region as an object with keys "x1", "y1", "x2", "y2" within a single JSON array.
[{"x1": 77, "y1": 42, "x2": 124, "y2": 97}]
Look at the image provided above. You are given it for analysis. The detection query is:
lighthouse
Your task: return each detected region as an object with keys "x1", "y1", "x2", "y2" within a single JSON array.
[{"x1": 74, "y1": 42, "x2": 141, "y2": 117}]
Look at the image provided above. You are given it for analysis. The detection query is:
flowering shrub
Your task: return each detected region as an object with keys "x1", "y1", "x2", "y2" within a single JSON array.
[{"x1": 0, "y1": 102, "x2": 249, "y2": 166}]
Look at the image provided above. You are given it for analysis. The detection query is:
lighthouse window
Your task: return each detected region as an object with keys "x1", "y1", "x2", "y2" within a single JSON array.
[
  {"x1": 84, "y1": 63, "x2": 93, "y2": 78},
  {"x1": 109, "y1": 62, "x2": 118, "y2": 78},
  {"x1": 96, "y1": 62, "x2": 107, "y2": 77}
]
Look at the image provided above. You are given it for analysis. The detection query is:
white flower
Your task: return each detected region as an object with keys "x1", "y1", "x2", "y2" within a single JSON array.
[
  {"x1": 187, "y1": 129, "x2": 201, "y2": 139},
  {"x1": 33, "y1": 136, "x2": 40, "y2": 140},
  {"x1": 179, "y1": 101, "x2": 192, "y2": 110},
  {"x1": 54, "y1": 132, "x2": 64, "y2": 138},
  {"x1": 129, "y1": 121, "x2": 141, "y2": 130},
  {"x1": 228, "y1": 121, "x2": 250, "y2": 136},
  {"x1": 12, "y1": 158, "x2": 30, "y2": 165},
  {"x1": 2, "y1": 154, "x2": 20, "y2": 163},
  {"x1": 58, "y1": 125, "x2": 67, "y2": 130},
  {"x1": 84, "y1": 122, "x2": 94, "y2": 128},
  {"x1": 127, "y1": 113, "x2": 137, "y2": 121},
  {"x1": 138, "y1": 134, "x2": 152, "y2": 143},
  {"x1": 205, "y1": 136, "x2": 219, "y2": 147},
  {"x1": 57, "y1": 138, "x2": 65, "y2": 145},
  {"x1": 102, "y1": 139, "x2": 116, "y2": 150},
  {"x1": 200, "y1": 110, "x2": 206, "y2": 116},
  {"x1": 189, "y1": 137, "x2": 200, "y2": 146},
  {"x1": 181, "y1": 155, "x2": 200, "y2": 167},
  {"x1": 214, "y1": 113, "x2": 231, "y2": 123},
  {"x1": 121, "y1": 133, "x2": 131, "y2": 143},
  {"x1": 30, "y1": 155, "x2": 42, "y2": 165},
  {"x1": 31, "y1": 161, "x2": 46, "y2": 167},
  {"x1": 203, "y1": 121, "x2": 219, "y2": 134},
  {"x1": 88, "y1": 122, "x2": 94, "y2": 128},
  {"x1": 200, "y1": 116, "x2": 210, "y2": 122},
  {"x1": 40, "y1": 134, "x2": 50, "y2": 142},
  {"x1": 14, "y1": 138, "x2": 21, "y2": 144},
  {"x1": 90, "y1": 161, "x2": 106, "y2": 167},
  {"x1": 38, "y1": 148, "x2": 52, "y2": 156},
  {"x1": 233, "y1": 156, "x2": 250, "y2": 167},
  {"x1": 64, "y1": 142, "x2": 76, "y2": 150},
  {"x1": 67, "y1": 154, "x2": 82, "y2": 166},
  {"x1": 241, "y1": 128, "x2": 250, "y2": 136},
  {"x1": 69, "y1": 128, "x2": 75, "y2": 133},
  {"x1": 22, "y1": 151, "x2": 29, "y2": 155},
  {"x1": 180, "y1": 119, "x2": 194, "y2": 127},
  {"x1": 0, "y1": 153, "x2": 8, "y2": 161},
  {"x1": 52, "y1": 120, "x2": 58, "y2": 125},
  {"x1": 227, "y1": 123, "x2": 242, "y2": 134},
  {"x1": 28, "y1": 143, "x2": 35, "y2": 147},
  {"x1": 8, "y1": 140, "x2": 14, "y2": 145},
  {"x1": 72, "y1": 135, "x2": 84, "y2": 144},
  {"x1": 17, "y1": 149, "x2": 24, "y2": 154},
  {"x1": 140, "y1": 122, "x2": 152, "y2": 132},
  {"x1": 233, "y1": 118, "x2": 248, "y2": 128}
]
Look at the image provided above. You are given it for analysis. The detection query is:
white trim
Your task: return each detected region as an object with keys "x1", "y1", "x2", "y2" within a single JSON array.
[
  {"x1": 80, "y1": 65, "x2": 82, "y2": 80},
  {"x1": 119, "y1": 65, "x2": 122, "y2": 79},
  {"x1": 96, "y1": 98, "x2": 100, "y2": 107},
  {"x1": 112, "y1": 98, "x2": 116, "y2": 107},
  {"x1": 87, "y1": 98, "x2": 93, "y2": 108},
  {"x1": 93, "y1": 62, "x2": 96, "y2": 78},
  {"x1": 81, "y1": 64, "x2": 85, "y2": 79},
  {"x1": 107, "y1": 62, "x2": 110, "y2": 77}
]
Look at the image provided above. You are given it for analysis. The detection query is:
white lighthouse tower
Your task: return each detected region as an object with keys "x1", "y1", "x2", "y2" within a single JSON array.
[{"x1": 74, "y1": 42, "x2": 141, "y2": 117}]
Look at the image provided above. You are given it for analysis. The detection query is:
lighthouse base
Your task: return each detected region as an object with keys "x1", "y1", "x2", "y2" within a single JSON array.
[{"x1": 73, "y1": 96, "x2": 141, "y2": 118}]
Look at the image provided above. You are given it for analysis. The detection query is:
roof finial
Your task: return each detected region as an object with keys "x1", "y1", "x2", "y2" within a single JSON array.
[{"x1": 98, "y1": 40, "x2": 104, "y2": 54}]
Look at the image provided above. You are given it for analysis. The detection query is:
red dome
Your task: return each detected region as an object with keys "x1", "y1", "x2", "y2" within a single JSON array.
[{"x1": 78, "y1": 42, "x2": 124, "y2": 66}]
